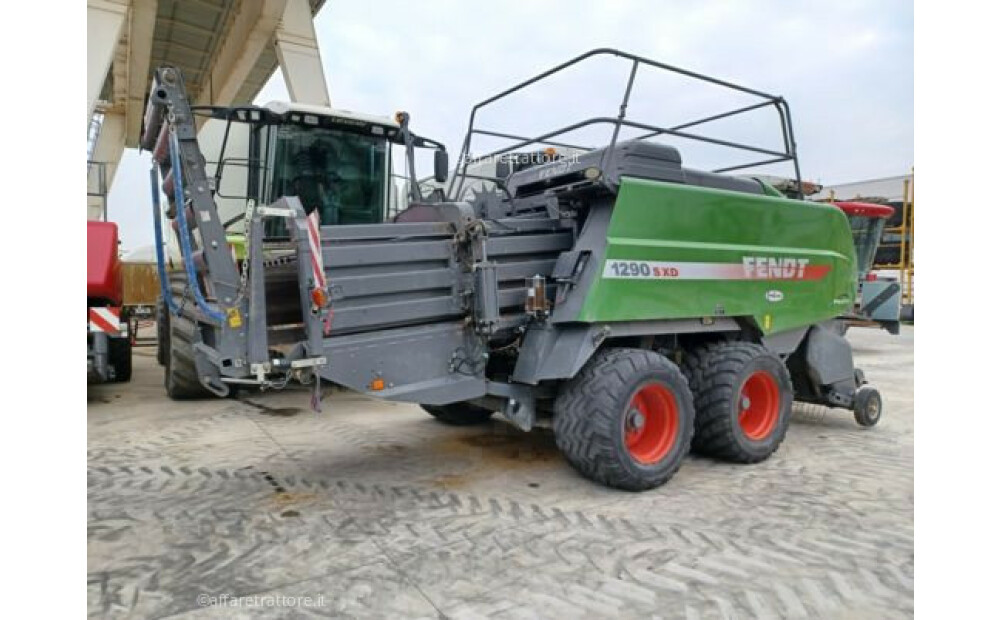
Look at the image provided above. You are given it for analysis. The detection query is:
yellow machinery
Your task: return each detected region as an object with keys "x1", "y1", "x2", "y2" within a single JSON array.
[{"x1": 875, "y1": 174, "x2": 914, "y2": 320}]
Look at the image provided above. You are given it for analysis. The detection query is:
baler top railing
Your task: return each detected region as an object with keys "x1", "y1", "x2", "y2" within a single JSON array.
[{"x1": 448, "y1": 48, "x2": 802, "y2": 200}]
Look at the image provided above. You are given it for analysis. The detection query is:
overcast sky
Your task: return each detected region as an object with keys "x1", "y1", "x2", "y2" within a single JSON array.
[{"x1": 107, "y1": 0, "x2": 913, "y2": 251}]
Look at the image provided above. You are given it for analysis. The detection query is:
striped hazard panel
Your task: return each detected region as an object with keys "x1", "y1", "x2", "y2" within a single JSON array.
[
  {"x1": 306, "y1": 210, "x2": 327, "y2": 289},
  {"x1": 89, "y1": 307, "x2": 123, "y2": 334}
]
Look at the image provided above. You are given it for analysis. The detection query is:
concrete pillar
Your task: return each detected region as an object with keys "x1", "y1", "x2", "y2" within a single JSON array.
[
  {"x1": 87, "y1": 0, "x2": 130, "y2": 122},
  {"x1": 274, "y1": 0, "x2": 331, "y2": 106},
  {"x1": 125, "y1": 0, "x2": 159, "y2": 146}
]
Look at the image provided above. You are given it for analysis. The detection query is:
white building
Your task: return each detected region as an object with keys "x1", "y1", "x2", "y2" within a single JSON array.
[{"x1": 816, "y1": 173, "x2": 913, "y2": 203}]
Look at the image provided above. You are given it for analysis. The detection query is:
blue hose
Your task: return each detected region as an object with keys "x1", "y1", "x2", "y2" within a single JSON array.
[
  {"x1": 150, "y1": 166, "x2": 180, "y2": 315},
  {"x1": 167, "y1": 130, "x2": 226, "y2": 323}
]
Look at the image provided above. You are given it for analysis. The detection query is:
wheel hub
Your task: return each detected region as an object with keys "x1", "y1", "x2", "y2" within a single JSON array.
[
  {"x1": 737, "y1": 371, "x2": 781, "y2": 441},
  {"x1": 624, "y1": 382, "x2": 680, "y2": 465}
]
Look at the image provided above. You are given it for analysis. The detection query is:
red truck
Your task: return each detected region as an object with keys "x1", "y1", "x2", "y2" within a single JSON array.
[{"x1": 87, "y1": 221, "x2": 131, "y2": 383}]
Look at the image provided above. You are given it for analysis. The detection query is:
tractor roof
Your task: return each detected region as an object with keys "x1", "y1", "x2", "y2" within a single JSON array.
[
  {"x1": 834, "y1": 201, "x2": 895, "y2": 218},
  {"x1": 260, "y1": 101, "x2": 400, "y2": 130}
]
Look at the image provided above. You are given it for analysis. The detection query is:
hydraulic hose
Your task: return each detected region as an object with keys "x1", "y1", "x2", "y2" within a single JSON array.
[
  {"x1": 168, "y1": 130, "x2": 226, "y2": 323},
  {"x1": 150, "y1": 166, "x2": 180, "y2": 315}
]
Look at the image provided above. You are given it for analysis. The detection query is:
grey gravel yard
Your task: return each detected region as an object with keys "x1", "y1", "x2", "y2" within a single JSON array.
[{"x1": 88, "y1": 326, "x2": 914, "y2": 619}]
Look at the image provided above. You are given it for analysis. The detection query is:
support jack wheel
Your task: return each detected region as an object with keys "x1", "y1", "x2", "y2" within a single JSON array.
[{"x1": 853, "y1": 385, "x2": 882, "y2": 427}]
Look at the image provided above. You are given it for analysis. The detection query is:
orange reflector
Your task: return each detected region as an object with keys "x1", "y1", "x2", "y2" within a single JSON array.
[
  {"x1": 544, "y1": 147, "x2": 557, "y2": 157},
  {"x1": 370, "y1": 378, "x2": 385, "y2": 391},
  {"x1": 311, "y1": 287, "x2": 328, "y2": 307}
]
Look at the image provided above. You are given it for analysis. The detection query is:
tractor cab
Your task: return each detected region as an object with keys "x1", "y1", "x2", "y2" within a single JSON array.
[
  {"x1": 836, "y1": 201, "x2": 895, "y2": 279},
  {"x1": 194, "y1": 101, "x2": 447, "y2": 239},
  {"x1": 833, "y1": 201, "x2": 901, "y2": 334}
]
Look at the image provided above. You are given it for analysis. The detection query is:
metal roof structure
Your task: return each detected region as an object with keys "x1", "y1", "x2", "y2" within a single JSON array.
[
  {"x1": 88, "y1": 0, "x2": 331, "y2": 219},
  {"x1": 93, "y1": 0, "x2": 327, "y2": 146}
]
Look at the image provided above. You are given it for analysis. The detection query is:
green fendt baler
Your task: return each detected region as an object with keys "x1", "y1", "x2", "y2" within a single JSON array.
[
  {"x1": 582, "y1": 178, "x2": 857, "y2": 332},
  {"x1": 147, "y1": 49, "x2": 882, "y2": 492}
]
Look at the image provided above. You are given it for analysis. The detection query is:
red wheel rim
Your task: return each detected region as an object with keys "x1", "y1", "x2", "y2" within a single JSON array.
[
  {"x1": 624, "y1": 382, "x2": 679, "y2": 464},
  {"x1": 738, "y1": 371, "x2": 780, "y2": 440}
]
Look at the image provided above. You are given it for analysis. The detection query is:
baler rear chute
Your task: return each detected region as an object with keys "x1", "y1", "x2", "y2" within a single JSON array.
[{"x1": 143, "y1": 49, "x2": 883, "y2": 491}]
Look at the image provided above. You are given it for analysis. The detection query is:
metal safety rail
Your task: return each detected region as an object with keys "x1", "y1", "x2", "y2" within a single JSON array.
[{"x1": 448, "y1": 48, "x2": 802, "y2": 200}]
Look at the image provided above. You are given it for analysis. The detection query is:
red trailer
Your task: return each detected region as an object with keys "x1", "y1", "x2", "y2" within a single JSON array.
[{"x1": 88, "y1": 221, "x2": 131, "y2": 383}]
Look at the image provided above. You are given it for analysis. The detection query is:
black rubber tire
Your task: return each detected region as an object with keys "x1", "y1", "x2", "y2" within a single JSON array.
[
  {"x1": 853, "y1": 385, "x2": 882, "y2": 427},
  {"x1": 420, "y1": 403, "x2": 494, "y2": 425},
  {"x1": 165, "y1": 311, "x2": 211, "y2": 400},
  {"x1": 681, "y1": 342, "x2": 792, "y2": 463},
  {"x1": 109, "y1": 337, "x2": 132, "y2": 383},
  {"x1": 553, "y1": 348, "x2": 695, "y2": 491},
  {"x1": 155, "y1": 297, "x2": 169, "y2": 366}
]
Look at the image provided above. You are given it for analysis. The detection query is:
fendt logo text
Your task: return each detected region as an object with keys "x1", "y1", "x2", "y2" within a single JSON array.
[{"x1": 742, "y1": 257, "x2": 810, "y2": 279}]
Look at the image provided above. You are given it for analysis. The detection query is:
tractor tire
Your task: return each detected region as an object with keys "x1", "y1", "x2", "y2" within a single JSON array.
[
  {"x1": 109, "y1": 337, "x2": 132, "y2": 383},
  {"x1": 421, "y1": 403, "x2": 494, "y2": 425},
  {"x1": 553, "y1": 348, "x2": 695, "y2": 491},
  {"x1": 853, "y1": 385, "x2": 882, "y2": 427},
  {"x1": 681, "y1": 342, "x2": 792, "y2": 463},
  {"x1": 155, "y1": 297, "x2": 169, "y2": 366},
  {"x1": 165, "y1": 312, "x2": 211, "y2": 400}
]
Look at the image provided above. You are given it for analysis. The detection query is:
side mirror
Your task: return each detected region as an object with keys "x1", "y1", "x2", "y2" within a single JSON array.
[
  {"x1": 434, "y1": 150, "x2": 449, "y2": 183},
  {"x1": 495, "y1": 159, "x2": 511, "y2": 179}
]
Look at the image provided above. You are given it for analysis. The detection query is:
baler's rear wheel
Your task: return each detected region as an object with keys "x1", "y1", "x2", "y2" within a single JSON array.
[
  {"x1": 553, "y1": 348, "x2": 695, "y2": 491},
  {"x1": 681, "y1": 342, "x2": 792, "y2": 463},
  {"x1": 421, "y1": 403, "x2": 494, "y2": 425},
  {"x1": 164, "y1": 311, "x2": 211, "y2": 400}
]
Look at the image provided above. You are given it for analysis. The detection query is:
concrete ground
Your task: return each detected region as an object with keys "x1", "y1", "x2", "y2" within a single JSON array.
[{"x1": 88, "y1": 327, "x2": 913, "y2": 619}]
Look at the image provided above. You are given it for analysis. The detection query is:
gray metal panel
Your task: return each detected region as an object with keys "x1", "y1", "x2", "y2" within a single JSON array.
[
  {"x1": 322, "y1": 221, "x2": 454, "y2": 241},
  {"x1": 512, "y1": 324, "x2": 592, "y2": 384},
  {"x1": 494, "y1": 259, "x2": 558, "y2": 281},
  {"x1": 486, "y1": 232, "x2": 573, "y2": 256},
  {"x1": 329, "y1": 269, "x2": 455, "y2": 299},
  {"x1": 860, "y1": 280, "x2": 902, "y2": 321},
  {"x1": 323, "y1": 240, "x2": 453, "y2": 267},
  {"x1": 761, "y1": 326, "x2": 810, "y2": 355},
  {"x1": 320, "y1": 321, "x2": 485, "y2": 404},
  {"x1": 306, "y1": 220, "x2": 466, "y2": 335},
  {"x1": 329, "y1": 296, "x2": 462, "y2": 331},
  {"x1": 804, "y1": 325, "x2": 855, "y2": 386},
  {"x1": 550, "y1": 203, "x2": 614, "y2": 323},
  {"x1": 512, "y1": 318, "x2": 741, "y2": 384}
]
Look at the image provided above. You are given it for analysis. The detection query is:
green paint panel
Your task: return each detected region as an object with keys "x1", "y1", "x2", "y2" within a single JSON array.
[{"x1": 578, "y1": 178, "x2": 856, "y2": 334}]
